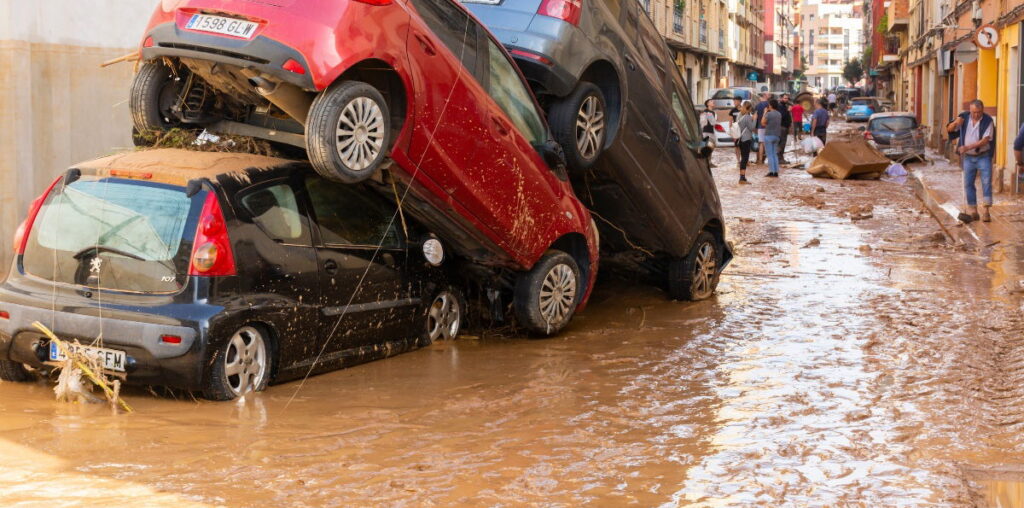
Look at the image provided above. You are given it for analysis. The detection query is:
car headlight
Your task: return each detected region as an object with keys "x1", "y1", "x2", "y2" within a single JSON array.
[{"x1": 423, "y1": 238, "x2": 444, "y2": 267}]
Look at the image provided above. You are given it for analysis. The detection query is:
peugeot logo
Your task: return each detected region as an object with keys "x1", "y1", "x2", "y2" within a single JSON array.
[{"x1": 89, "y1": 257, "x2": 103, "y2": 274}]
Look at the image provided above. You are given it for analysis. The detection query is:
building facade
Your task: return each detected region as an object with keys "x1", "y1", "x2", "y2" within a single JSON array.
[{"x1": 800, "y1": 0, "x2": 865, "y2": 90}]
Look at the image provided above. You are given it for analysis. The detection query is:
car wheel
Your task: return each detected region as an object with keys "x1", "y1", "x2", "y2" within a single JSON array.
[
  {"x1": 306, "y1": 80, "x2": 392, "y2": 184},
  {"x1": 549, "y1": 81, "x2": 607, "y2": 172},
  {"x1": 514, "y1": 250, "x2": 581, "y2": 336},
  {"x1": 668, "y1": 231, "x2": 722, "y2": 301},
  {"x1": 129, "y1": 61, "x2": 185, "y2": 141},
  {"x1": 422, "y1": 289, "x2": 464, "y2": 345},
  {"x1": 203, "y1": 325, "x2": 271, "y2": 401},
  {"x1": 0, "y1": 360, "x2": 31, "y2": 382}
]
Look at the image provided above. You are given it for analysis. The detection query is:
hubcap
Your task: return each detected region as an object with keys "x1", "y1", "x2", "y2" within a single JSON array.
[
  {"x1": 575, "y1": 95, "x2": 605, "y2": 161},
  {"x1": 691, "y1": 242, "x2": 718, "y2": 299},
  {"x1": 336, "y1": 96, "x2": 385, "y2": 171},
  {"x1": 223, "y1": 326, "x2": 267, "y2": 397},
  {"x1": 539, "y1": 264, "x2": 577, "y2": 325},
  {"x1": 427, "y1": 292, "x2": 461, "y2": 342}
]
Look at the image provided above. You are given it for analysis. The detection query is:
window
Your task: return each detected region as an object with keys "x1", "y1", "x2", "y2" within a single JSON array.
[
  {"x1": 669, "y1": 74, "x2": 700, "y2": 145},
  {"x1": 484, "y1": 38, "x2": 547, "y2": 146},
  {"x1": 305, "y1": 177, "x2": 401, "y2": 248},
  {"x1": 408, "y1": 0, "x2": 478, "y2": 72},
  {"x1": 239, "y1": 183, "x2": 307, "y2": 243}
]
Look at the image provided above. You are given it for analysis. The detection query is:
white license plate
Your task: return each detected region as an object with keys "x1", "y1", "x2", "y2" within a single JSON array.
[
  {"x1": 185, "y1": 14, "x2": 259, "y2": 39},
  {"x1": 49, "y1": 342, "x2": 126, "y2": 372}
]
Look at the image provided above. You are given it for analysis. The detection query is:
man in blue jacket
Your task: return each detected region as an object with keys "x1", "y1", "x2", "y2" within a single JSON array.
[{"x1": 947, "y1": 100, "x2": 995, "y2": 222}]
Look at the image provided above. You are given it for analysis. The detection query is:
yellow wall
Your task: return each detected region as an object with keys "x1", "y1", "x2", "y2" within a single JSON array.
[{"x1": 996, "y1": 24, "x2": 1018, "y2": 168}]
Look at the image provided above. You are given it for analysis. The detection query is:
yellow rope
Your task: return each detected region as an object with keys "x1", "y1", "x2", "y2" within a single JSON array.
[{"x1": 32, "y1": 321, "x2": 134, "y2": 413}]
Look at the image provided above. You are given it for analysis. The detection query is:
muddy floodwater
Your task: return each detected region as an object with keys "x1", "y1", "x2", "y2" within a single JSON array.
[{"x1": 4, "y1": 130, "x2": 1024, "y2": 506}]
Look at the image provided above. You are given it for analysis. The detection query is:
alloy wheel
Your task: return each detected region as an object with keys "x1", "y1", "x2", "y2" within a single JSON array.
[
  {"x1": 336, "y1": 96, "x2": 385, "y2": 171},
  {"x1": 575, "y1": 95, "x2": 605, "y2": 161},
  {"x1": 690, "y1": 242, "x2": 718, "y2": 300},
  {"x1": 223, "y1": 326, "x2": 267, "y2": 397},
  {"x1": 539, "y1": 263, "x2": 577, "y2": 325},
  {"x1": 427, "y1": 291, "x2": 462, "y2": 342}
]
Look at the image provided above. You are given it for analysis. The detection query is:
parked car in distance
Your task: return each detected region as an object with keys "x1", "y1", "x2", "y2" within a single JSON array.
[
  {"x1": 133, "y1": 0, "x2": 599, "y2": 335},
  {"x1": 710, "y1": 87, "x2": 756, "y2": 109},
  {"x1": 846, "y1": 97, "x2": 887, "y2": 121},
  {"x1": 470, "y1": 0, "x2": 732, "y2": 300},
  {"x1": 864, "y1": 112, "x2": 926, "y2": 161},
  {"x1": 0, "y1": 149, "x2": 470, "y2": 400},
  {"x1": 695, "y1": 103, "x2": 735, "y2": 148}
]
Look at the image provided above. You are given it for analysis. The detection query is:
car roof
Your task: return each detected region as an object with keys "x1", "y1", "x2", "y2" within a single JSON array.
[
  {"x1": 869, "y1": 112, "x2": 916, "y2": 119},
  {"x1": 73, "y1": 149, "x2": 301, "y2": 187}
]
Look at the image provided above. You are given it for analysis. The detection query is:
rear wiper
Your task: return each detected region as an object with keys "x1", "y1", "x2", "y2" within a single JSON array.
[{"x1": 73, "y1": 245, "x2": 146, "y2": 262}]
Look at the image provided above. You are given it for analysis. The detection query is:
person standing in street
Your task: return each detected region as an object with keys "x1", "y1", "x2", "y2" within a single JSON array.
[
  {"x1": 777, "y1": 94, "x2": 792, "y2": 165},
  {"x1": 811, "y1": 99, "x2": 829, "y2": 145},
  {"x1": 1012, "y1": 120, "x2": 1024, "y2": 192},
  {"x1": 827, "y1": 91, "x2": 837, "y2": 112},
  {"x1": 700, "y1": 99, "x2": 717, "y2": 138},
  {"x1": 754, "y1": 93, "x2": 770, "y2": 164},
  {"x1": 730, "y1": 96, "x2": 743, "y2": 162},
  {"x1": 791, "y1": 99, "x2": 805, "y2": 142},
  {"x1": 762, "y1": 99, "x2": 782, "y2": 177},
  {"x1": 737, "y1": 100, "x2": 755, "y2": 184},
  {"x1": 947, "y1": 99, "x2": 996, "y2": 222}
]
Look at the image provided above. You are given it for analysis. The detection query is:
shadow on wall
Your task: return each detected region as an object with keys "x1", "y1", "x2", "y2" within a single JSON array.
[{"x1": 0, "y1": 44, "x2": 140, "y2": 279}]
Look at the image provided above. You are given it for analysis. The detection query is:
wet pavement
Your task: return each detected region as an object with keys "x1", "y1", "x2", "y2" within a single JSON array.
[{"x1": 3, "y1": 124, "x2": 1024, "y2": 506}]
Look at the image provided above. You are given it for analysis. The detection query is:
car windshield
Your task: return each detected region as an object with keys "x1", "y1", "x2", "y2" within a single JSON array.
[
  {"x1": 23, "y1": 177, "x2": 202, "y2": 293},
  {"x1": 870, "y1": 117, "x2": 917, "y2": 131},
  {"x1": 713, "y1": 89, "x2": 751, "y2": 100}
]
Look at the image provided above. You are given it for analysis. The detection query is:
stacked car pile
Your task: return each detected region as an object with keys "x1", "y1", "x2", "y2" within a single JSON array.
[{"x1": 0, "y1": 0, "x2": 730, "y2": 400}]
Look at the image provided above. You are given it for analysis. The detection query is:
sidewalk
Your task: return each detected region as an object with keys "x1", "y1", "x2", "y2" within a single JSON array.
[{"x1": 910, "y1": 156, "x2": 1024, "y2": 291}]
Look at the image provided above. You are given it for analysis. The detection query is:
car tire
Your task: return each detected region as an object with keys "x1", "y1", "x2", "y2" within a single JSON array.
[
  {"x1": 422, "y1": 288, "x2": 465, "y2": 346},
  {"x1": 130, "y1": 61, "x2": 185, "y2": 141},
  {"x1": 203, "y1": 325, "x2": 271, "y2": 401},
  {"x1": 549, "y1": 81, "x2": 607, "y2": 172},
  {"x1": 668, "y1": 231, "x2": 722, "y2": 301},
  {"x1": 306, "y1": 80, "x2": 392, "y2": 184},
  {"x1": 0, "y1": 360, "x2": 31, "y2": 382},
  {"x1": 514, "y1": 250, "x2": 581, "y2": 337}
]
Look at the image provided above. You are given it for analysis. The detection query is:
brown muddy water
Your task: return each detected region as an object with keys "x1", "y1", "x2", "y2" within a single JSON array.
[{"x1": 3, "y1": 133, "x2": 1024, "y2": 506}]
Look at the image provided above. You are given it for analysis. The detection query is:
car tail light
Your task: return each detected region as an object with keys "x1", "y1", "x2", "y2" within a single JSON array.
[
  {"x1": 510, "y1": 49, "x2": 552, "y2": 65},
  {"x1": 282, "y1": 59, "x2": 306, "y2": 75},
  {"x1": 188, "y1": 192, "x2": 236, "y2": 276},
  {"x1": 863, "y1": 131, "x2": 873, "y2": 140},
  {"x1": 14, "y1": 175, "x2": 63, "y2": 255},
  {"x1": 0, "y1": 311, "x2": 9, "y2": 320},
  {"x1": 538, "y1": 0, "x2": 582, "y2": 25},
  {"x1": 353, "y1": 0, "x2": 393, "y2": 5},
  {"x1": 715, "y1": 124, "x2": 726, "y2": 133},
  {"x1": 160, "y1": 335, "x2": 182, "y2": 344},
  {"x1": 143, "y1": 36, "x2": 154, "y2": 48}
]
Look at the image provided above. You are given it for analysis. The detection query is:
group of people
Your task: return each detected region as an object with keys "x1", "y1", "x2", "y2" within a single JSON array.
[{"x1": 701, "y1": 92, "x2": 833, "y2": 184}]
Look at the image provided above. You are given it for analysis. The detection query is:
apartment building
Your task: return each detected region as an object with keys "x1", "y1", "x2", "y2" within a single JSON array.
[{"x1": 800, "y1": 0, "x2": 865, "y2": 89}]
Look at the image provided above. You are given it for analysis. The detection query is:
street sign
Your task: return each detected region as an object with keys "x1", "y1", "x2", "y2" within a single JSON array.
[
  {"x1": 976, "y1": 24, "x2": 998, "y2": 49},
  {"x1": 954, "y1": 41, "x2": 979, "y2": 63},
  {"x1": 747, "y1": 71, "x2": 760, "y2": 81}
]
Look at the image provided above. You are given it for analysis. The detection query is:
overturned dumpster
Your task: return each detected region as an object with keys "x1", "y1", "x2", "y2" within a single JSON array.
[{"x1": 806, "y1": 138, "x2": 891, "y2": 180}]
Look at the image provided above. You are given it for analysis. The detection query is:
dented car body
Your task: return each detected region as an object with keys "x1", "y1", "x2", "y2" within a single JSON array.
[{"x1": 0, "y1": 150, "x2": 463, "y2": 400}]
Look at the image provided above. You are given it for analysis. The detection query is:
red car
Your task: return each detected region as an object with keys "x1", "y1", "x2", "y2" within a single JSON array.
[{"x1": 132, "y1": 0, "x2": 598, "y2": 335}]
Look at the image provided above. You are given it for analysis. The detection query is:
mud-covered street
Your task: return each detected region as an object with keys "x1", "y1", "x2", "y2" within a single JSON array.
[{"x1": 3, "y1": 128, "x2": 1024, "y2": 506}]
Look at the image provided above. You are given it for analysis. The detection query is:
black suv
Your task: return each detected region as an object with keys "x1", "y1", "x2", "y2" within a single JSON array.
[
  {"x1": 465, "y1": 0, "x2": 732, "y2": 300},
  {"x1": 0, "y1": 149, "x2": 462, "y2": 400}
]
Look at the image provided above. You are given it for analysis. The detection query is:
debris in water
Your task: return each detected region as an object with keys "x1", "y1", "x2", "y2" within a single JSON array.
[
  {"x1": 33, "y1": 322, "x2": 134, "y2": 413},
  {"x1": 802, "y1": 238, "x2": 821, "y2": 248}
]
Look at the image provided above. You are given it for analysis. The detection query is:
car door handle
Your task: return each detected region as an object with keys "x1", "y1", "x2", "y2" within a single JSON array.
[
  {"x1": 413, "y1": 33, "x2": 437, "y2": 56},
  {"x1": 491, "y1": 116, "x2": 510, "y2": 136},
  {"x1": 637, "y1": 131, "x2": 652, "y2": 141},
  {"x1": 323, "y1": 259, "x2": 338, "y2": 275},
  {"x1": 381, "y1": 253, "x2": 396, "y2": 267}
]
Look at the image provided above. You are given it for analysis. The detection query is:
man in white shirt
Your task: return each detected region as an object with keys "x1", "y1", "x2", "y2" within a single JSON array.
[
  {"x1": 947, "y1": 100, "x2": 995, "y2": 222},
  {"x1": 827, "y1": 92, "x2": 837, "y2": 112}
]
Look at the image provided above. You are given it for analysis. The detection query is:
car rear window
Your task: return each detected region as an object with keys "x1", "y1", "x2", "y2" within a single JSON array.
[
  {"x1": 23, "y1": 177, "x2": 203, "y2": 293},
  {"x1": 870, "y1": 117, "x2": 917, "y2": 131},
  {"x1": 712, "y1": 90, "x2": 736, "y2": 100}
]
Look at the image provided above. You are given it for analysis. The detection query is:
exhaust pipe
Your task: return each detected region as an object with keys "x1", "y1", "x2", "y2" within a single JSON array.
[{"x1": 246, "y1": 73, "x2": 312, "y2": 125}]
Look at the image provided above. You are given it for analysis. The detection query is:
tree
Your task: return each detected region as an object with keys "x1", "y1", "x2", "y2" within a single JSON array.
[{"x1": 843, "y1": 58, "x2": 864, "y2": 86}]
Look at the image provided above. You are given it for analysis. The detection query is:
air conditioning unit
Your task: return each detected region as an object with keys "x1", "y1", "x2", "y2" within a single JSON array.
[
  {"x1": 971, "y1": 0, "x2": 982, "y2": 22},
  {"x1": 938, "y1": 49, "x2": 952, "y2": 75}
]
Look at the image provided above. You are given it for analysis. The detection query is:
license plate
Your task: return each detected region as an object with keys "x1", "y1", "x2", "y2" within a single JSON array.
[
  {"x1": 185, "y1": 14, "x2": 259, "y2": 39},
  {"x1": 49, "y1": 341, "x2": 126, "y2": 372}
]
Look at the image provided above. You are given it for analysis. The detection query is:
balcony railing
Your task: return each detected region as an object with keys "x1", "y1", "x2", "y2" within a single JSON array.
[
  {"x1": 699, "y1": 20, "x2": 708, "y2": 46},
  {"x1": 884, "y1": 36, "x2": 901, "y2": 55},
  {"x1": 719, "y1": 29, "x2": 725, "y2": 51},
  {"x1": 673, "y1": 5, "x2": 683, "y2": 33}
]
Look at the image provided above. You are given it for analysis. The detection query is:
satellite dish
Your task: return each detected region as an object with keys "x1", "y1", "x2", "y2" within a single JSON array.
[{"x1": 954, "y1": 41, "x2": 978, "y2": 63}]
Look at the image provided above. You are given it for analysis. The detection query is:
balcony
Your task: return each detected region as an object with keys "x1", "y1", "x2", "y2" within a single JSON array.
[
  {"x1": 881, "y1": 36, "x2": 901, "y2": 62},
  {"x1": 699, "y1": 20, "x2": 708, "y2": 47},
  {"x1": 673, "y1": 5, "x2": 683, "y2": 33}
]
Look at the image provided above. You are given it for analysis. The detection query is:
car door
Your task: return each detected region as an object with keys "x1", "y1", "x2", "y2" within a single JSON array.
[
  {"x1": 473, "y1": 32, "x2": 567, "y2": 257},
  {"x1": 234, "y1": 178, "x2": 320, "y2": 372},
  {"x1": 303, "y1": 176, "x2": 416, "y2": 353},
  {"x1": 617, "y1": 0, "x2": 668, "y2": 174}
]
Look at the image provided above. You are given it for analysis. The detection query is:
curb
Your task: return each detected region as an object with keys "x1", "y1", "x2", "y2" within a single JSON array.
[{"x1": 908, "y1": 168, "x2": 981, "y2": 248}]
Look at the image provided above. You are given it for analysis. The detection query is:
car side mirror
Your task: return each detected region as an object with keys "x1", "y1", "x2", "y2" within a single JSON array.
[
  {"x1": 540, "y1": 139, "x2": 568, "y2": 177},
  {"x1": 858, "y1": 126, "x2": 866, "y2": 132}
]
